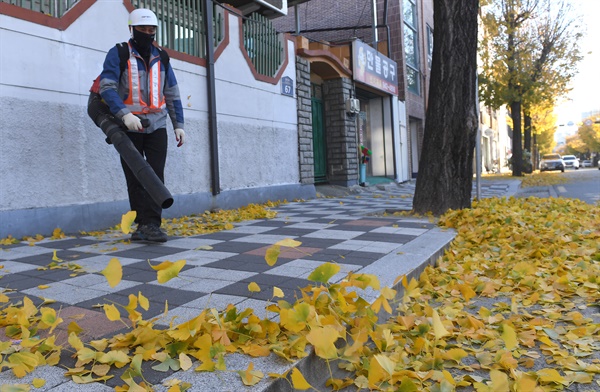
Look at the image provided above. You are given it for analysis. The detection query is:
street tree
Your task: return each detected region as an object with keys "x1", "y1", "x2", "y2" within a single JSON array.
[
  {"x1": 530, "y1": 102, "x2": 557, "y2": 157},
  {"x1": 479, "y1": 0, "x2": 582, "y2": 176},
  {"x1": 412, "y1": 0, "x2": 479, "y2": 215},
  {"x1": 522, "y1": 1, "x2": 583, "y2": 153},
  {"x1": 568, "y1": 119, "x2": 600, "y2": 154}
]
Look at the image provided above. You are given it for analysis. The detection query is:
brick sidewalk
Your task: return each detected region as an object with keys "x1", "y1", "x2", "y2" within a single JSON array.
[{"x1": 0, "y1": 178, "x2": 521, "y2": 390}]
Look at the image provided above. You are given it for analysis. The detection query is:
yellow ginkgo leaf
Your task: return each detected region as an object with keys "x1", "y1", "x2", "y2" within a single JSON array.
[
  {"x1": 536, "y1": 368, "x2": 567, "y2": 385},
  {"x1": 179, "y1": 353, "x2": 193, "y2": 371},
  {"x1": 290, "y1": 368, "x2": 312, "y2": 390},
  {"x1": 444, "y1": 348, "x2": 469, "y2": 363},
  {"x1": 490, "y1": 369, "x2": 509, "y2": 391},
  {"x1": 373, "y1": 354, "x2": 396, "y2": 376},
  {"x1": 52, "y1": 250, "x2": 63, "y2": 263},
  {"x1": 32, "y1": 378, "x2": 46, "y2": 388},
  {"x1": 40, "y1": 307, "x2": 63, "y2": 333},
  {"x1": 194, "y1": 245, "x2": 213, "y2": 250},
  {"x1": 394, "y1": 274, "x2": 407, "y2": 286},
  {"x1": 371, "y1": 294, "x2": 392, "y2": 314},
  {"x1": 67, "y1": 321, "x2": 83, "y2": 336},
  {"x1": 7, "y1": 352, "x2": 39, "y2": 378},
  {"x1": 274, "y1": 238, "x2": 302, "y2": 248},
  {"x1": 273, "y1": 286, "x2": 284, "y2": 298},
  {"x1": 265, "y1": 245, "x2": 281, "y2": 266},
  {"x1": 138, "y1": 292, "x2": 149, "y2": 311},
  {"x1": 238, "y1": 362, "x2": 264, "y2": 386},
  {"x1": 248, "y1": 282, "x2": 261, "y2": 292},
  {"x1": 501, "y1": 323, "x2": 518, "y2": 350},
  {"x1": 121, "y1": 210, "x2": 137, "y2": 234},
  {"x1": 306, "y1": 325, "x2": 340, "y2": 359},
  {"x1": 103, "y1": 304, "x2": 121, "y2": 321},
  {"x1": 307, "y1": 262, "x2": 340, "y2": 283},
  {"x1": 37, "y1": 285, "x2": 50, "y2": 289},
  {"x1": 68, "y1": 332, "x2": 84, "y2": 351},
  {"x1": 150, "y1": 260, "x2": 186, "y2": 284},
  {"x1": 431, "y1": 308, "x2": 450, "y2": 340},
  {"x1": 101, "y1": 258, "x2": 122, "y2": 288}
]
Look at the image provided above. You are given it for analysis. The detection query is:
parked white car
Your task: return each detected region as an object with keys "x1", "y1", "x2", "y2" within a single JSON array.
[
  {"x1": 562, "y1": 155, "x2": 580, "y2": 169},
  {"x1": 539, "y1": 154, "x2": 565, "y2": 172},
  {"x1": 581, "y1": 160, "x2": 593, "y2": 168}
]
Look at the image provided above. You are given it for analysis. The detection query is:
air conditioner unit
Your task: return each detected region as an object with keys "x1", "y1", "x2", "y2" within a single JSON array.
[
  {"x1": 255, "y1": 0, "x2": 288, "y2": 16},
  {"x1": 228, "y1": 0, "x2": 288, "y2": 17}
]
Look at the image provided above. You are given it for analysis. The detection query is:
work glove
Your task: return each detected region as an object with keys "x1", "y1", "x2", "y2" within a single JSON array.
[
  {"x1": 174, "y1": 128, "x2": 185, "y2": 147},
  {"x1": 122, "y1": 113, "x2": 143, "y2": 131}
]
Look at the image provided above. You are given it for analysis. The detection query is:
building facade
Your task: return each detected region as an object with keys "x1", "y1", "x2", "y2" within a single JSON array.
[
  {"x1": 273, "y1": 0, "x2": 434, "y2": 183},
  {"x1": 0, "y1": 0, "x2": 314, "y2": 237}
]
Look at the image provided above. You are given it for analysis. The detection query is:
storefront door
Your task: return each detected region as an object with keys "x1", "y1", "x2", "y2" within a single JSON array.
[{"x1": 311, "y1": 84, "x2": 327, "y2": 183}]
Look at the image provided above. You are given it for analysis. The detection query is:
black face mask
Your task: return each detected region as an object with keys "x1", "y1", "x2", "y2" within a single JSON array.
[{"x1": 132, "y1": 28, "x2": 155, "y2": 53}]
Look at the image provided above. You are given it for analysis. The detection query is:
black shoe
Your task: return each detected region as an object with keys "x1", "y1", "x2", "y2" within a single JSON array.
[
  {"x1": 131, "y1": 223, "x2": 167, "y2": 243},
  {"x1": 130, "y1": 226, "x2": 144, "y2": 241}
]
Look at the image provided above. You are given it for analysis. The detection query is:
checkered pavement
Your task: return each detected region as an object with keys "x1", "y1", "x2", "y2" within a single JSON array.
[{"x1": 0, "y1": 179, "x2": 520, "y2": 390}]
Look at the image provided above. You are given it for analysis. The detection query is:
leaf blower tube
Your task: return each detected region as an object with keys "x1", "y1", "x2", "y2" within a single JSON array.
[{"x1": 87, "y1": 93, "x2": 174, "y2": 209}]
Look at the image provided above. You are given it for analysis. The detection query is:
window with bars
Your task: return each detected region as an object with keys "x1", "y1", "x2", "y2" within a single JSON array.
[
  {"x1": 243, "y1": 13, "x2": 284, "y2": 77},
  {"x1": 403, "y1": 0, "x2": 420, "y2": 95},
  {"x1": 1, "y1": 0, "x2": 78, "y2": 17},
  {"x1": 426, "y1": 24, "x2": 433, "y2": 70},
  {"x1": 130, "y1": 0, "x2": 224, "y2": 59}
]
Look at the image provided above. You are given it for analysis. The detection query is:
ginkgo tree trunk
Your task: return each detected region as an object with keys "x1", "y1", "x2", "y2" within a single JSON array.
[{"x1": 412, "y1": 0, "x2": 480, "y2": 215}]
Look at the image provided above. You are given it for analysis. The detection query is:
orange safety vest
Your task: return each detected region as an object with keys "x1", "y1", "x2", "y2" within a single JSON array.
[{"x1": 123, "y1": 44, "x2": 166, "y2": 114}]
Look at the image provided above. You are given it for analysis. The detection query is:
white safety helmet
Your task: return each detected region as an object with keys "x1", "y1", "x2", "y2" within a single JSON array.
[{"x1": 129, "y1": 8, "x2": 158, "y2": 27}]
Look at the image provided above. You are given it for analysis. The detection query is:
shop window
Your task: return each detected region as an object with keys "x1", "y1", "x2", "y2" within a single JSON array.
[{"x1": 403, "y1": 0, "x2": 421, "y2": 95}]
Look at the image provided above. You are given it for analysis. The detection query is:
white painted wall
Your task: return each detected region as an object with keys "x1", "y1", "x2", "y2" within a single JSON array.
[{"x1": 0, "y1": 2, "x2": 305, "y2": 237}]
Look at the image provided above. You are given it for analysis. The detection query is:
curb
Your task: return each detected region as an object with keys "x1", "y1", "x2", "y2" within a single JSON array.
[{"x1": 262, "y1": 226, "x2": 457, "y2": 391}]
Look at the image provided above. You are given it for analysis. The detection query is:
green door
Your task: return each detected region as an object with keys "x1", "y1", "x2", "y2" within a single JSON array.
[{"x1": 311, "y1": 84, "x2": 327, "y2": 182}]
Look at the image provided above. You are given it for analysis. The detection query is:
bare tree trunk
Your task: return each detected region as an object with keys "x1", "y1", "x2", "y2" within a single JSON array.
[
  {"x1": 412, "y1": 0, "x2": 479, "y2": 215},
  {"x1": 510, "y1": 101, "x2": 523, "y2": 176},
  {"x1": 524, "y1": 112, "x2": 531, "y2": 153},
  {"x1": 523, "y1": 111, "x2": 533, "y2": 173}
]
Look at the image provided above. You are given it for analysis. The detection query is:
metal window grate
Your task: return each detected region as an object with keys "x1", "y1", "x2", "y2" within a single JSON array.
[
  {"x1": 131, "y1": 0, "x2": 224, "y2": 58},
  {"x1": 1, "y1": 0, "x2": 78, "y2": 18},
  {"x1": 243, "y1": 13, "x2": 283, "y2": 77}
]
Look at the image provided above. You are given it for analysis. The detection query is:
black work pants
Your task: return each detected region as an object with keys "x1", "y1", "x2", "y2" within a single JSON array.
[{"x1": 120, "y1": 128, "x2": 168, "y2": 226}]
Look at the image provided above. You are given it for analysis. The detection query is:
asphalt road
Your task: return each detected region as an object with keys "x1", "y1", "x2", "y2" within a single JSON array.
[{"x1": 553, "y1": 167, "x2": 600, "y2": 205}]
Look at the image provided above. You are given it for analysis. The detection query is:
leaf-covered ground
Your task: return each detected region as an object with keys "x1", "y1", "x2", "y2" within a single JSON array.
[
  {"x1": 520, "y1": 172, "x2": 569, "y2": 188},
  {"x1": 1, "y1": 196, "x2": 599, "y2": 391}
]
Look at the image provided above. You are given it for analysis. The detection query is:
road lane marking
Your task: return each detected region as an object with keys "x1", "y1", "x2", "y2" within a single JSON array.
[{"x1": 557, "y1": 186, "x2": 567, "y2": 193}]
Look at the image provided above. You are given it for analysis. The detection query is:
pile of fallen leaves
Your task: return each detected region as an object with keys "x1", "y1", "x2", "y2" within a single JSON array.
[
  {"x1": 520, "y1": 172, "x2": 569, "y2": 188},
  {"x1": 162, "y1": 202, "x2": 280, "y2": 237},
  {"x1": 1, "y1": 196, "x2": 599, "y2": 391}
]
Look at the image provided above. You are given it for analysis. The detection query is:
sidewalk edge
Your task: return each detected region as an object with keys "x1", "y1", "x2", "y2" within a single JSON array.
[{"x1": 262, "y1": 227, "x2": 457, "y2": 391}]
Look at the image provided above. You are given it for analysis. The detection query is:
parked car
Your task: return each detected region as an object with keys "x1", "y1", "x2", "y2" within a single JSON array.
[
  {"x1": 581, "y1": 160, "x2": 593, "y2": 168},
  {"x1": 562, "y1": 155, "x2": 580, "y2": 169},
  {"x1": 539, "y1": 154, "x2": 565, "y2": 172}
]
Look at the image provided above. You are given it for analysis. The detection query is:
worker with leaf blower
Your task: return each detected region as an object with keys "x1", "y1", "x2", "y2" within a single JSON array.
[{"x1": 89, "y1": 8, "x2": 185, "y2": 243}]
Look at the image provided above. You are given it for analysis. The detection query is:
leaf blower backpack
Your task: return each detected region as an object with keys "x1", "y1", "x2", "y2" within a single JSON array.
[
  {"x1": 88, "y1": 42, "x2": 170, "y2": 133},
  {"x1": 87, "y1": 42, "x2": 173, "y2": 209}
]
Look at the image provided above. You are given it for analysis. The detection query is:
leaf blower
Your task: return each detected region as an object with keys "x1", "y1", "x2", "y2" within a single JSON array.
[{"x1": 87, "y1": 92, "x2": 173, "y2": 209}]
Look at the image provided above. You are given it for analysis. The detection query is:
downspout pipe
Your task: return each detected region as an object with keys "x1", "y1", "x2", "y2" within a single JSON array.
[
  {"x1": 204, "y1": 0, "x2": 220, "y2": 195},
  {"x1": 295, "y1": 4, "x2": 300, "y2": 34},
  {"x1": 383, "y1": 0, "x2": 398, "y2": 180}
]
